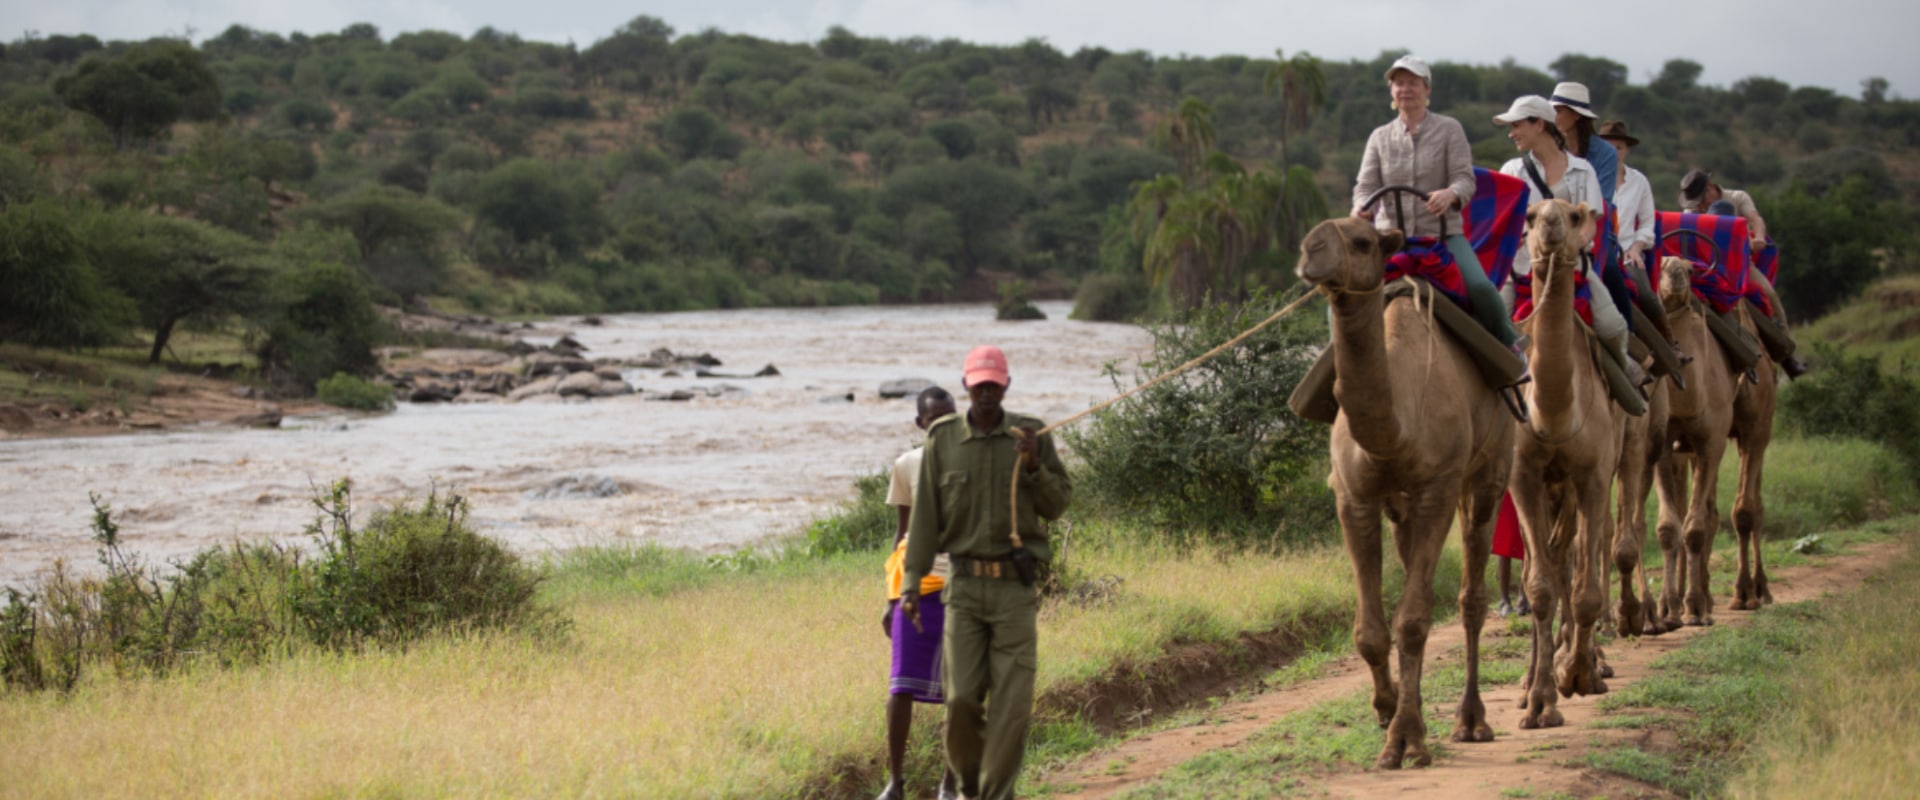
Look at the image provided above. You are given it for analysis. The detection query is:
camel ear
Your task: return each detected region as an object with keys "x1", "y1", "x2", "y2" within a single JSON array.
[{"x1": 1380, "y1": 230, "x2": 1405, "y2": 255}]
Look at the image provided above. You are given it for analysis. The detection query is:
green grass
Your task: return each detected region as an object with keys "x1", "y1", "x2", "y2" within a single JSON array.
[
  {"x1": 1580, "y1": 519, "x2": 1920, "y2": 798},
  {"x1": 1800, "y1": 274, "x2": 1920, "y2": 384}
]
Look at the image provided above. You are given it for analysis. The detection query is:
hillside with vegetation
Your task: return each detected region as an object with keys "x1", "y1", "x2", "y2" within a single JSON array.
[{"x1": 2, "y1": 18, "x2": 1917, "y2": 395}]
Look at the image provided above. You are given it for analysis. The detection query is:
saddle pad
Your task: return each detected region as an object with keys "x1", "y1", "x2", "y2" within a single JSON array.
[
  {"x1": 1651, "y1": 212, "x2": 1753, "y2": 314},
  {"x1": 1461, "y1": 168, "x2": 1530, "y2": 290}
]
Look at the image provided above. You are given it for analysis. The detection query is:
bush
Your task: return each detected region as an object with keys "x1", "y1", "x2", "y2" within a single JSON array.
[
  {"x1": 803, "y1": 471, "x2": 894, "y2": 556},
  {"x1": 1779, "y1": 344, "x2": 1920, "y2": 471},
  {"x1": 1065, "y1": 290, "x2": 1333, "y2": 542},
  {"x1": 316, "y1": 371, "x2": 395, "y2": 410},
  {"x1": 995, "y1": 279, "x2": 1046, "y2": 320},
  {"x1": 291, "y1": 481, "x2": 562, "y2": 650},
  {"x1": 256, "y1": 260, "x2": 383, "y2": 392},
  {"x1": 0, "y1": 483, "x2": 564, "y2": 692},
  {"x1": 1728, "y1": 437, "x2": 1919, "y2": 540},
  {"x1": 1070, "y1": 271, "x2": 1148, "y2": 321}
]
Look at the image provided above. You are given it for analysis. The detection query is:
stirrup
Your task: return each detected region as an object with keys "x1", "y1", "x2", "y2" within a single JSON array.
[{"x1": 1500, "y1": 374, "x2": 1532, "y2": 424}]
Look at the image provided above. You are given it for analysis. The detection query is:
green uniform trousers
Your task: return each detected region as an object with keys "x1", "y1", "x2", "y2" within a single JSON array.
[{"x1": 943, "y1": 575, "x2": 1039, "y2": 800}]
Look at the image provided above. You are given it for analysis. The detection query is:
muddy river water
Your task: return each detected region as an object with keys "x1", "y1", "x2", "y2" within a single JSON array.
[{"x1": 0, "y1": 301, "x2": 1152, "y2": 587}]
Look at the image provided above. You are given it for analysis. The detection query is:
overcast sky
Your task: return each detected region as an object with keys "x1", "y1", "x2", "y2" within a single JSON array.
[{"x1": 7, "y1": 0, "x2": 1914, "y2": 97}]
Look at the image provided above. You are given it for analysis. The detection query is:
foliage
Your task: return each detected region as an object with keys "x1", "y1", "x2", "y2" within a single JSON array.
[
  {"x1": 85, "y1": 209, "x2": 269, "y2": 362},
  {"x1": 0, "y1": 199, "x2": 133, "y2": 348},
  {"x1": 1762, "y1": 177, "x2": 1908, "y2": 320},
  {"x1": 802, "y1": 470, "x2": 895, "y2": 556},
  {"x1": 995, "y1": 278, "x2": 1047, "y2": 320},
  {"x1": 291, "y1": 480, "x2": 561, "y2": 650},
  {"x1": 1779, "y1": 344, "x2": 1920, "y2": 470},
  {"x1": 293, "y1": 185, "x2": 462, "y2": 301},
  {"x1": 1065, "y1": 290, "x2": 1333, "y2": 540},
  {"x1": 53, "y1": 41, "x2": 223, "y2": 147},
  {"x1": 1070, "y1": 271, "x2": 1150, "y2": 322},
  {"x1": 315, "y1": 371, "x2": 395, "y2": 410},
  {"x1": 255, "y1": 260, "x2": 382, "y2": 392},
  {"x1": 0, "y1": 482, "x2": 562, "y2": 693}
]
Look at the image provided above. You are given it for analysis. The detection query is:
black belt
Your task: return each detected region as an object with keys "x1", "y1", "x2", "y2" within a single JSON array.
[{"x1": 950, "y1": 555, "x2": 1022, "y2": 581}]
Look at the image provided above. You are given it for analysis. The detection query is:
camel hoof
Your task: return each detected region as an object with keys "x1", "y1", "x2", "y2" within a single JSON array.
[
  {"x1": 1451, "y1": 721, "x2": 1495, "y2": 743},
  {"x1": 1520, "y1": 708, "x2": 1565, "y2": 730},
  {"x1": 1375, "y1": 745, "x2": 1407, "y2": 771},
  {"x1": 1758, "y1": 588, "x2": 1775, "y2": 605},
  {"x1": 1729, "y1": 598, "x2": 1752, "y2": 611},
  {"x1": 1684, "y1": 615, "x2": 1706, "y2": 627},
  {"x1": 1600, "y1": 662, "x2": 1615, "y2": 679}
]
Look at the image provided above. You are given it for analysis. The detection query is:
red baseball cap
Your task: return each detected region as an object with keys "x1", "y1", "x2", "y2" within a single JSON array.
[{"x1": 963, "y1": 345, "x2": 1010, "y2": 386}]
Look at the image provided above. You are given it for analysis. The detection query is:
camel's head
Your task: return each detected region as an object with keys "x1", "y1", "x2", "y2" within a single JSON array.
[
  {"x1": 1657, "y1": 256, "x2": 1697, "y2": 314},
  {"x1": 1297, "y1": 216, "x2": 1403, "y2": 294},
  {"x1": 1524, "y1": 199, "x2": 1596, "y2": 280}
]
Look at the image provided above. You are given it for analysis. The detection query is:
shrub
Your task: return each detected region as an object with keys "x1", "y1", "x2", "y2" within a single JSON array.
[
  {"x1": 803, "y1": 471, "x2": 894, "y2": 556},
  {"x1": 995, "y1": 279, "x2": 1046, "y2": 320},
  {"x1": 1779, "y1": 343, "x2": 1920, "y2": 470},
  {"x1": 1065, "y1": 290, "x2": 1333, "y2": 543},
  {"x1": 255, "y1": 260, "x2": 383, "y2": 392},
  {"x1": 290, "y1": 480, "x2": 562, "y2": 650},
  {"x1": 316, "y1": 371, "x2": 395, "y2": 410},
  {"x1": 1070, "y1": 272, "x2": 1148, "y2": 322}
]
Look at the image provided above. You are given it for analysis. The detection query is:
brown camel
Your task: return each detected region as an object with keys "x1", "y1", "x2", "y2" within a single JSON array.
[
  {"x1": 1652, "y1": 257, "x2": 1779, "y2": 627},
  {"x1": 1508, "y1": 200, "x2": 1625, "y2": 730},
  {"x1": 1296, "y1": 216, "x2": 1515, "y2": 769}
]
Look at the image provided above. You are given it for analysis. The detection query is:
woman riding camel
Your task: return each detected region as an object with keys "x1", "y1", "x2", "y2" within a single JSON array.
[
  {"x1": 1353, "y1": 55, "x2": 1520, "y2": 348},
  {"x1": 1552, "y1": 83, "x2": 1642, "y2": 350},
  {"x1": 1494, "y1": 95, "x2": 1634, "y2": 373},
  {"x1": 1599, "y1": 120, "x2": 1687, "y2": 357}
]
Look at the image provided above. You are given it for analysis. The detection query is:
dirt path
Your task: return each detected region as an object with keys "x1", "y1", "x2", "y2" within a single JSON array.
[{"x1": 1043, "y1": 538, "x2": 1906, "y2": 799}]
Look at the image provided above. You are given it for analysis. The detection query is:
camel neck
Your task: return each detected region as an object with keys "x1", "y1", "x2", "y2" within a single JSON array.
[
  {"x1": 1528, "y1": 248, "x2": 1583, "y2": 440},
  {"x1": 1329, "y1": 290, "x2": 1407, "y2": 458}
]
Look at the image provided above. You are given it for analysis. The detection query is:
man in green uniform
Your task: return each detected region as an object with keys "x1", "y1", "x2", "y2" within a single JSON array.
[{"x1": 900, "y1": 345, "x2": 1072, "y2": 800}]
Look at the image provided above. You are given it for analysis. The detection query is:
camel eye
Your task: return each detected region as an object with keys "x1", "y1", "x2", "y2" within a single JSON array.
[
  {"x1": 1351, "y1": 237, "x2": 1371, "y2": 250},
  {"x1": 1571, "y1": 211, "x2": 1586, "y2": 224},
  {"x1": 1525, "y1": 211, "x2": 1537, "y2": 225}
]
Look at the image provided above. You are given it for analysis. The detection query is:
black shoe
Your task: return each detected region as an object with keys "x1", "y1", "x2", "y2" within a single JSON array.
[{"x1": 1783, "y1": 356, "x2": 1810, "y2": 380}]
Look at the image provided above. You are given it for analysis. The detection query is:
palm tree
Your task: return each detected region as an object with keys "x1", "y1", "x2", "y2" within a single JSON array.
[
  {"x1": 1262, "y1": 49, "x2": 1328, "y2": 170},
  {"x1": 1156, "y1": 97, "x2": 1217, "y2": 178}
]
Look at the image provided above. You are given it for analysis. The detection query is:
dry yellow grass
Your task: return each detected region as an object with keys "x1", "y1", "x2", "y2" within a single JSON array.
[{"x1": 0, "y1": 540, "x2": 1357, "y2": 798}]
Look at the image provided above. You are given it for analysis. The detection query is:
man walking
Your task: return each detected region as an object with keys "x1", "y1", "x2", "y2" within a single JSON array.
[{"x1": 900, "y1": 345, "x2": 1072, "y2": 800}]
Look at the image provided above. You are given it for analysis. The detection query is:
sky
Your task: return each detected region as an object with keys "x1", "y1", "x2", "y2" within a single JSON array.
[{"x1": 6, "y1": 0, "x2": 1915, "y2": 97}]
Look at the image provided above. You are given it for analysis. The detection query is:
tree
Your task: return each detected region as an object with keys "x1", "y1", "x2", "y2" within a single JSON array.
[
  {"x1": 471, "y1": 159, "x2": 602, "y2": 264},
  {"x1": 87, "y1": 211, "x2": 270, "y2": 363},
  {"x1": 1650, "y1": 59, "x2": 1704, "y2": 97},
  {"x1": 54, "y1": 41, "x2": 224, "y2": 148},
  {"x1": 879, "y1": 160, "x2": 1030, "y2": 273},
  {"x1": 1156, "y1": 97, "x2": 1217, "y2": 177},
  {"x1": 256, "y1": 260, "x2": 382, "y2": 392},
  {"x1": 0, "y1": 200, "x2": 132, "y2": 348},
  {"x1": 1763, "y1": 177, "x2": 1907, "y2": 319},
  {"x1": 293, "y1": 186, "x2": 463, "y2": 301},
  {"x1": 1263, "y1": 49, "x2": 1327, "y2": 171},
  {"x1": 652, "y1": 107, "x2": 744, "y2": 160}
]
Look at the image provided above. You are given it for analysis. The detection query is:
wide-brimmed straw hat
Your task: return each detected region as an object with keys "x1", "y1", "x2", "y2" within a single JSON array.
[
  {"x1": 1596, "y1": 120, "x2": 1640, "y2": 147},
  {"x1": 1551, "y1": 82, "x2": 1599, "y2": 119},
  {"x1": 1493, "y1": 95, "x2": 1555, "y2": 125}
]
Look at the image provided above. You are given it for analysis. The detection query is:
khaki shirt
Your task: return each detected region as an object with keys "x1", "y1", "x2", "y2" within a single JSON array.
[
  {"x1": 902, "y1": 411, "x2": 1071, "y2": 589},
  {"x1": 1352, "y1": 112, "x2": 1476, "y2": 240}
]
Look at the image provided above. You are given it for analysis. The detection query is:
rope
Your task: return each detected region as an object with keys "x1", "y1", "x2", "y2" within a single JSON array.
[{"x1": 1007, "y1": 284, "x2": 1327, "y2": 549}]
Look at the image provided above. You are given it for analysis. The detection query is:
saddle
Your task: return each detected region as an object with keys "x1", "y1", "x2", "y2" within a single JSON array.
[{"x1": 1286, "y1": 279, "x2": 1528, "y2": 425}]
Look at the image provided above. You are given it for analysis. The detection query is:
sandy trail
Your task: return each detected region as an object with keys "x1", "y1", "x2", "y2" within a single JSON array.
[{"x1": 1045, "y1": 537, "x2": 1905, "y2": 799}]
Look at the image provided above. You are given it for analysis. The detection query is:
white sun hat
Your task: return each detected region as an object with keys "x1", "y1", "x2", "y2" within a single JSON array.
[
  {"x1": 1493, "y1": 95, "x2": 1555, "y2": 125},
  {"x1": 1550, "y1": 82, "x2": 1599, "y2": 118}
]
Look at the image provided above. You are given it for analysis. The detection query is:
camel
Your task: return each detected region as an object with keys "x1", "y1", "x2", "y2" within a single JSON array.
[
  {"x1": 1295, "y1": 214, "x2": 1515, "y2": 769},
  {"x1": 1507, "y1": 200, "x2": 1625, "y2": 729},
  {"x1": 1651, "y1": 256, "x2": 1779, "y2": 628}
]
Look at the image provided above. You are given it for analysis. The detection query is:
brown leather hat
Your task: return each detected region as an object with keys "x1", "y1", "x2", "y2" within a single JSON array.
[
  {"x1": 1596, "y1": 120, "x2": 1640, "y2": 147},
  {"x1": 1680, "y1": 169, "x2": 1712, "y2": 204}
]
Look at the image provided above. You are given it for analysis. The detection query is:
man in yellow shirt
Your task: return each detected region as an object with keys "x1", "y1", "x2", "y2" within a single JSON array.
[{"x1": 880, "y1": 386, "x2": 958, "y2": 800}]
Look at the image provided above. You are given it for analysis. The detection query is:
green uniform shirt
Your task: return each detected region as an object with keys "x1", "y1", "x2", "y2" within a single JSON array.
[{"x1": 902, "y1": 411, "x2": 1071, "y2": 589}]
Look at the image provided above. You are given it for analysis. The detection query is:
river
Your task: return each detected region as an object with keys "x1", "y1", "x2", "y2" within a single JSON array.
[{"x1": 0, "y1": 301, "x2": 1153, "y2": 587}]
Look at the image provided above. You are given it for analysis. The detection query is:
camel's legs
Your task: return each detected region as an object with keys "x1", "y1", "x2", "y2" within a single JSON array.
[
  {"x1": 1451, "y1": 480, "x2": 1500, "y2": 744},
  {"x1": 1377, "y1": 489, "x2": 1457, "y2": 769},
  {"x1": 1614, "y1": 429, "x2": 1655, "y2": 636},
  {"x1": 1732, "y1": 438, "x2": 1773, "y2": 608},
  {"x1": 1337, "y1": 493, "x2": 1396, "y2": 728},
  {"x1": 1684, "y1": 439, "x2": 1727, "y2": 626},
  {"x1": 1557, "y1": 470, "x2": 1614, "y2": 697},
  {"x1": 1509, "y1": 466, "x2": 1565, "y2": 729},
  {"x1": 1653, "y1": 452, "x2": 1691, "y2": 629}
]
